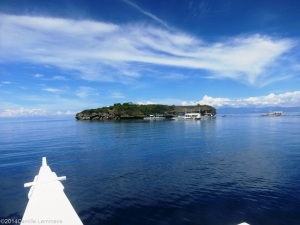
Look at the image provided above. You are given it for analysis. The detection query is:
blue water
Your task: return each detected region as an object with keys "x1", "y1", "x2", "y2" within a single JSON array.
[{"x1": 0, "y1": 114, "x2": 300, "y2": 225}]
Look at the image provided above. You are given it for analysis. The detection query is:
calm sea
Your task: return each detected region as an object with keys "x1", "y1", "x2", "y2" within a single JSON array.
[{"x1": 0, "y1": 114, "x2": 300, "y2": 225}]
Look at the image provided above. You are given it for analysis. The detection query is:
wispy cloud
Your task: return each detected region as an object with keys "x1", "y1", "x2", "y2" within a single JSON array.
[
  {"x1": 1, "y1": 81, "x2": 12, "y2": 84},
  {"x1": 0, "y1": 14, "x2": 296, "y2": 86},
  {"x1": 53, "y1": 76, "x2": 67, "y2": 80},
  {"x1": 122, "y1": 0, "x2": 170, "y2": 29},
  {"x1": 158, "y1": 73, "x2": 189, "y2": 80},
  {"x1": 76, "y1": 86, "x2": 98, "y2": 98}
]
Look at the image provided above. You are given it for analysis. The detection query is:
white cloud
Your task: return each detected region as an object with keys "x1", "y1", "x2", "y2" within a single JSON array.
[
  {"x1": 0, "y1": 108, "x2": 48, "y2": 117},
  {"x1": 198, "y1": 95, "x2": 233, "y2": 107},
  {"x1": 0, "y1": 14, "x2": 296, "y2": 86},
  {"x1": 43, "y1": 88, "x2": 63, "y2": 93},
  {"x1": 137, "y1": 101, "x2": 156, "y2": 105},
  {"x1": 0, "y1": 108, "x2": 75, "y2": 117},
  {"x1": 55, "y1": 110, "x2": 76, "y2": 116},
  {"x1": 181, "y1": 96, "x2": 233, "y2": 107},
  {"x1": 197, "y1": 91, "x2": 300, "y2": 108},
  {"x1": 137, "y1": 98, "x2": 185, "y2": 105},
  {"x1": 33, "y1": 74, "x2": 44, "y2": 78}
]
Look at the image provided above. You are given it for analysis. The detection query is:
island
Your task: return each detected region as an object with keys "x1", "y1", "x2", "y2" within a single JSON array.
[{"x1": 76, "y1": 102, "x2": 216, "y2": 121}]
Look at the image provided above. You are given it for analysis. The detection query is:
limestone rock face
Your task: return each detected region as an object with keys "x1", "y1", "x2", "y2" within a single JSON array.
[{"x1": 75, "y1": 112, "x2": 120, "y2": 121}]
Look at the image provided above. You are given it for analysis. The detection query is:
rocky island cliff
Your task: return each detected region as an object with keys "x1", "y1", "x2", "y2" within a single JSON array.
[{"x1": 76, "y1": 103, "x2": 216, "y2": 121}]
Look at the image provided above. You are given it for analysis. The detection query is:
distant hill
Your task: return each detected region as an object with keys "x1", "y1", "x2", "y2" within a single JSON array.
[{"x1": 76, "y1": 102, "x2": 216, "y2": 120}]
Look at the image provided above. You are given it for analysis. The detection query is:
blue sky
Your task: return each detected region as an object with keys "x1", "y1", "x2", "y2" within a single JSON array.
[{"x1": 1, "y1": 0, "x2": 300, "y2": 116}]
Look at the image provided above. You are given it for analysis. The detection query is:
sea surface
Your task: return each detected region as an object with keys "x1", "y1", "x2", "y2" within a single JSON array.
[{"x1": 0, "y1": 114, "x2": 300, "y2": 225}]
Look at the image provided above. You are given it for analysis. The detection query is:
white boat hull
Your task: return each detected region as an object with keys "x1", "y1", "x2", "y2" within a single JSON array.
[{"x1": 21, "y1": 157, "x2": 83, "y2": 225}]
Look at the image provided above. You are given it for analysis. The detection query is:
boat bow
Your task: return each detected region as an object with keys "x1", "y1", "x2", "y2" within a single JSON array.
[{"x1": 21, "y1": 157, "x2": 83, "y2": 225}]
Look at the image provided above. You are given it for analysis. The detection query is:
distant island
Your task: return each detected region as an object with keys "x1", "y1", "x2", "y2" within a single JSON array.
[{"x1": 76, "y1": 102, "x2": 216, "y2": 121}]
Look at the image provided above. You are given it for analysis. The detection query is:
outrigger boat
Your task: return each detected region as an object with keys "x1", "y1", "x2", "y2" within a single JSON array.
[
  {"x1": 21, "y1": 157, "x2": 83, "y2": 225},
  {"x1": 21, "y1": 157, "x2": 249, "y2": 225}
]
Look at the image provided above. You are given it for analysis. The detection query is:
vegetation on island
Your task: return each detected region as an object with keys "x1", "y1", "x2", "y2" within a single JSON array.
[{"x1": 76, "y1": 102, "x2": 216, "y2": 120}]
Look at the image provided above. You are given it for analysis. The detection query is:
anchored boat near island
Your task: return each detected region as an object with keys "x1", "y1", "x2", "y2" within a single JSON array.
[
  {"x1": 143, "y1": 114, "x2": 166, "y2": 120},
  {"x1": 172, "y1": 112, "x2": 202, "y2": 120}
]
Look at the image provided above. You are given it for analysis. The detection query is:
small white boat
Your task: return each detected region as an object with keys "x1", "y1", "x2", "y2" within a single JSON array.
[
  {"x1": 21, "y1": 157, "x2": 83, "y2": 225},
  {"x1": 144, "y1": 114, "x2": 165, "y2": 120},
  {"x1": 172, "y1": 113, "x2": 201, "y2": 120}
]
